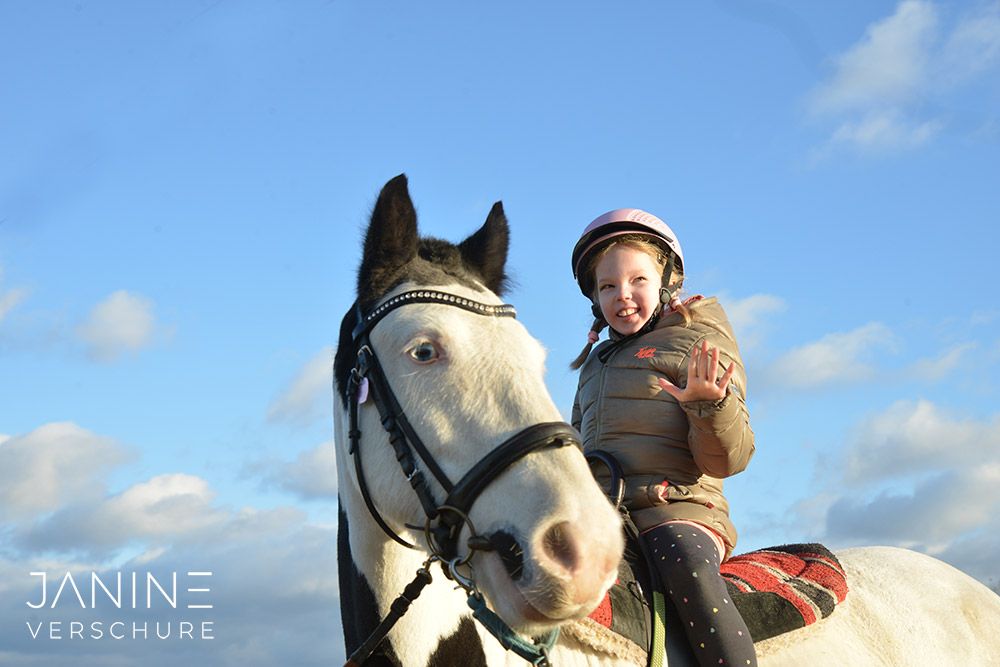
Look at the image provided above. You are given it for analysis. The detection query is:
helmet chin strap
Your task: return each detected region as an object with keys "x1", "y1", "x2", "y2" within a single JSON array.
[
  {"x1": 659, "y1": 254, "x2": 680, "y2": 305},
  {"x1": 589, "y1": 253, "x2": 681, "y2": 340}
]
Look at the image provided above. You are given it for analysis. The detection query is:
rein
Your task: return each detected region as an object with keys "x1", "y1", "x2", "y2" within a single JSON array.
[{"x1": 344, "y1": 289, "x2": 579, "y2": 666}]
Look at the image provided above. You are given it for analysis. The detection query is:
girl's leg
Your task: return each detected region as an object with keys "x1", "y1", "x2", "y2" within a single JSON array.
[{"x1": 643, "y1": 522, "x2": 757, "y2": 667}]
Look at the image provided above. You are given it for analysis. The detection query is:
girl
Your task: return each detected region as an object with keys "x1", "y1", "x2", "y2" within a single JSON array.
[{"x1": 570, "y1": 208, "x2": 757, "y2": 667}]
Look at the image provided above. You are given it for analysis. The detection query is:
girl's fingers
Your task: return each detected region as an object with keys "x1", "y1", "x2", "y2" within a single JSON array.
[
  {"x1": 688, "y1": 343, "x2": 735, "y2": 396},
  {"x1": 718, "y1": 362, "x2": 736, "y2": 392},
  {"x1": 707, "y1": 345, "x2": 720, "y2": 381},
  {"x1": 658, "y1": 377, "x2": 682, "y2": 399}
]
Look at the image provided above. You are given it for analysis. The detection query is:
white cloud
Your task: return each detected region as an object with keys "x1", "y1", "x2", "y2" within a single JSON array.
[
  {"x1": 791, "y1": 399, "x2": 1000, "y2": 585},
  {"x1": 0, "y1": 265, "x2": 28, "y2": 323},
  {"x1": 76, "y1": 290, "x2": 159, "y2": 362},
  {"x1": 1, "y1": 515, "x2": 342, "y2": 666},
  {"x1": 17, "y1": 473, "x2": 269, "y2": 557},
  {"x1": 98, "y1": 473, "x2": 228, "y2": 537},
  {"x1": 0, "y1": 421, "x2": 344, "y2": 665},
  {"x1": 0, "y1": 286, "x2": 27, "y2": 322},
  {"x1": 935, "y1": 518, "x2": 1000, "y2": 586},
  {"x1": 970, "y1": 308, "x2": 999, "y2": 326},
  {"x1": 266, "y1": 347, "x2": 334, "y2": 426},
  {"x1": 810, "y1": 0, "x2": 938, "y2": 116},
  {"x1": 0, "y1": 422, "x2": 130, "y2": 521},
  {"x1": 905, "y1": 342, "x2": 974, "y2": 380},
  {"x1": 723, "y1": 293, "x2": 786, "y2": 349},
  {"x1": 841, "y1": 399, "x2": 1000, "y2": 484},
  {"x1": 938, "y1": 1, "x2": 1000, "y2": 85},
  {"x1": 825, "y1": 464, "x2": 1000, "y2": 550},
  {"x1": 828, "y1": 111, "x2": 943, "y2": 151},
  {"x1": 760, "y1": 322, "x2": 894, "y2": 389},
  {"x1": 807, "y1": 0, "x2": 1000, "y2": 155},
  {"x1": 259, "y1": 441, "x2": 338, "y2": 500}
]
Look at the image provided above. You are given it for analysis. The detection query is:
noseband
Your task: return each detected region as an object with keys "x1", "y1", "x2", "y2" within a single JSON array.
[{"x1": 346, "y1": 289, "x2": 580, "y2": 562}]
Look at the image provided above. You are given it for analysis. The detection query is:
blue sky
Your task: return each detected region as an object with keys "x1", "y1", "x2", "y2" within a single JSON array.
[{"x1": 2, "y1": 1, "x2": 999, "y2": 664}]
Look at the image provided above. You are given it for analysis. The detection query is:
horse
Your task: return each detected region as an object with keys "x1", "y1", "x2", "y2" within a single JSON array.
[
  {"x1": 334, "y1": 174, "x2": 627, "y2": 666},
  {"x1": 333, "y1": 175, "x2": 1000, "y2": 666}
]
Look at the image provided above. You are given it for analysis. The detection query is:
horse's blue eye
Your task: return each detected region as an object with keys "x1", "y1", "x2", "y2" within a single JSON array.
[{"x1": 409, "y1": 342, "x2": 438, "y2": 363}]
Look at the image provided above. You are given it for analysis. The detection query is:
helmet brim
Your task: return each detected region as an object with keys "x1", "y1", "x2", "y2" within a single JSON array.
[{"x1": 572, "y1": 220, "x2": 684, "y2": 296}]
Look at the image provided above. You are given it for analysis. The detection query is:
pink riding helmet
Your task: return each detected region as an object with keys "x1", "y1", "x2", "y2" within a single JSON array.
[{"x1": 571, "y1": 208, "x2": 684, "y2": 296}]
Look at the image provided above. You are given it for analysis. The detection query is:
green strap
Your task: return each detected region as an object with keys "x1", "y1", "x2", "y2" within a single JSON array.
[
  {"x1": 467, "y1": 594, "x2": 559, "y2": 666},
  {"x1": 649, "y1": 590, "x2": 666, "y2": 667}
]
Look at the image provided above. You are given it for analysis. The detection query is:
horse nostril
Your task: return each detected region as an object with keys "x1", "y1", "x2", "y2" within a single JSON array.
[
  {"x1": 541, "y1": 521, "x2": 579, "y2": 573},
  {"x1": 489, "y1": 531, "x2": 524, "y2": 581}
]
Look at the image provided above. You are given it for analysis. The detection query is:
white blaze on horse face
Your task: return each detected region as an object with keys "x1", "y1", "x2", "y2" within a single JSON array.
[
  {"x1": 358, "y1": 282, "x2": 623, "y2": 632},
  {"x1": 368, "y1": 283, "x2": 562, "y2": 484}
]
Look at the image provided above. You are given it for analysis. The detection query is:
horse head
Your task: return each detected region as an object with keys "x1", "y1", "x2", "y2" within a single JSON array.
[{"x1": 334, "y1": 175, "x2": 623, "y2": 647}]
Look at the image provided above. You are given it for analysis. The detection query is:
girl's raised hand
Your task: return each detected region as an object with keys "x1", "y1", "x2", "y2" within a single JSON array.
[{"x1": 657, "y1": 339, "x2": 735, "y2": 403}]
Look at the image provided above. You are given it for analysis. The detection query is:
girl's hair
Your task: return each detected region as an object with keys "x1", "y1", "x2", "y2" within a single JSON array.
[{"x1": 570, "y1": 234, "x2": 691, "y2": 370}]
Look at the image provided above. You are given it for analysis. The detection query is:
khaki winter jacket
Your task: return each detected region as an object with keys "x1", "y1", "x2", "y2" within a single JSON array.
[{"x1": 572, "y1": 297, "x2": 754, "y2": 553}]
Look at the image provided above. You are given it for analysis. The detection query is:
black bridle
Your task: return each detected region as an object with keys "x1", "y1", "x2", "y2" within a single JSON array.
[
  {"x1": 346, "y1": 288, "x2": 580, "y2": 561},
  {"x1": 344, "y1": 289, "x2": 579, "y2": 666}
]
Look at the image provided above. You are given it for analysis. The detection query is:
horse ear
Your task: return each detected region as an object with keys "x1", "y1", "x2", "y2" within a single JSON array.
[
  {"x1": 358, "y1": 174, "x2": 419, "y2": 302},
  {"x1": 459, "y1": 201, "x2": 509, "y2": 295}
]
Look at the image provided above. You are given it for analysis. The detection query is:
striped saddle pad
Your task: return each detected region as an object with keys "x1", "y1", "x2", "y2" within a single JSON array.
[
  {"x1": 721, "y1": 543, "x2": 849, "y2": 642},
  {"x1": 575, "y1": 542, "x2": 849, "y2": 658}
]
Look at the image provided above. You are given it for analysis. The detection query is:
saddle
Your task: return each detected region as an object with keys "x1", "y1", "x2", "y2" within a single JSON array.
[{"x1": 573, "y1": 453, "x2": 849, "y2": 665}]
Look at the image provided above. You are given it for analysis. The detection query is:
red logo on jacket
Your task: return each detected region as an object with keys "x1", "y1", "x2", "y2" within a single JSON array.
[{"x1": 635, "y1": 347, "x2": 656, "y2": 359}]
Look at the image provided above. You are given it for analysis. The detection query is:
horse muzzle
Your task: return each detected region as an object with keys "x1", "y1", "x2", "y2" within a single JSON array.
[{"x1": 477, "y1": 517, "x2": 623, "y2": 631}]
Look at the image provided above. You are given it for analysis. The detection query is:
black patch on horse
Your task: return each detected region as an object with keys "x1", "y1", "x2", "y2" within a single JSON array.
[
  {"x1": 338, "y1": 504, "x2": 488, "y2": 666},
  {"x1": 338, "y1": 504, "x2": 402, "y2": 666},
  {"x1": 333, "y1": 305, "x2": 360, "y2": 410},
  {"x1": 428, "y1": 617, "x2": 488, "y2": 667}
]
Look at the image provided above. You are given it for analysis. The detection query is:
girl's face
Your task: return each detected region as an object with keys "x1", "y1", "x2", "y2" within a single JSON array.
[{"x1": 594, "y1": 244, "x2": 663, "y2": 336}]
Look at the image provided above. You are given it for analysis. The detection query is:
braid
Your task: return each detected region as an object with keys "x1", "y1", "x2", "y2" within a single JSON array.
[{"x1": 570, "y1": 318, "x2": 608, "y2": 370}]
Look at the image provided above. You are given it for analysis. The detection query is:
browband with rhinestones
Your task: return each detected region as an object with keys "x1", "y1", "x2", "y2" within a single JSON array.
[{"x1": 352, "y1": 290, "x2": 517, "y2": 340}]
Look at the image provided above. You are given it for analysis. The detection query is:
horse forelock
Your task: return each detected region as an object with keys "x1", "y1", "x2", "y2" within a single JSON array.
[
  {"x1": 335, "y1": 242, "x2": 509, "y2": 411},
  {"x1": 357, "y1": 237, "x2": 503, "y2": 313}
]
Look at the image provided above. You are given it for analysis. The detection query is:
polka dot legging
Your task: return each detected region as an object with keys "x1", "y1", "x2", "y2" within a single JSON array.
[{"x1": 643, "y1": 522, "x2": 757, "y2": 667}]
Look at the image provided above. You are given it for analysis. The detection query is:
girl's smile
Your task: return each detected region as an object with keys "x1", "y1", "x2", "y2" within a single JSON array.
[{"x1": 594, "y1": 245, "x2": 663, "y2": 336}]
